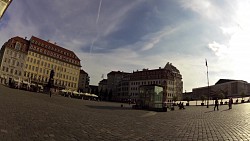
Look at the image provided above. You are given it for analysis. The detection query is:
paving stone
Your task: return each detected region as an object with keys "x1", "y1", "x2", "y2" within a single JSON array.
[{"x1": 2, "y1": 85, "x2": 250, "y2": 140}]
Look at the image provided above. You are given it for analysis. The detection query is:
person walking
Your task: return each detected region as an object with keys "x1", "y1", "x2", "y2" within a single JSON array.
[
  {"x1": 229, "y1": 98, "x2": 233, "y2": 109},
  {"x1": 49, "y1": 88, "x2": 52, "y2": 97},
  {"x1": 214, "y1": 98, "x2": 219, "y2": 111}
]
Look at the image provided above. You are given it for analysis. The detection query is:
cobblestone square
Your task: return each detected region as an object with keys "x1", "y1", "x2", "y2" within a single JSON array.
[{"x1": 1, "y1": 85, "x2": 250, "y2": 141}]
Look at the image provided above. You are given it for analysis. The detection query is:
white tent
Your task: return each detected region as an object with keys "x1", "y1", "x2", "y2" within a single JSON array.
[
  {"x1": 90, "y1": 94, "x2": 98, "y2": 98},
  {"x1": 84, "y1": 93, "x2": 91, "y2": 96},
  {"x1": 60, "y1": 89, "x2": 67, "y2": 93}
]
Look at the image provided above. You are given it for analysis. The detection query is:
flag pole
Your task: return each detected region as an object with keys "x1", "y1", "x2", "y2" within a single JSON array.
[{"x1": 206, "y1": 59, "x2": 209, "y2": 108}]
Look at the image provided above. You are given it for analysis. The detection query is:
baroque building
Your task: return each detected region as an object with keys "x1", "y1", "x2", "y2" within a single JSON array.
[
  {"x1": 128, "y1": 62, "x2": 183, "y2": 103},
  {"x1": 104, "y1": 62, "x2": 183, "y2": 103},
  {"x1": 0, "y1": 37, "x2": 29, "y2": 84},
  {"x1": 0, "y1": 36, "x2": 81, "y2": 91}
]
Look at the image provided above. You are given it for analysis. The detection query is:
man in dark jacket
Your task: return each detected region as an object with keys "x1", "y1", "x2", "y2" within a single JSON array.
[{"x1": 214, "y1": 98, "x2": 219, "y2": 111}]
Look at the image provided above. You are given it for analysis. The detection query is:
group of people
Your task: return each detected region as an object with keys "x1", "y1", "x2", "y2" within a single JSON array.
[
  {"x1": 214, "y1": 97, "x2": 234, "y2": 111},
  {"x1": 178, "y1": 102, "x2": 185, "y2": 109}
]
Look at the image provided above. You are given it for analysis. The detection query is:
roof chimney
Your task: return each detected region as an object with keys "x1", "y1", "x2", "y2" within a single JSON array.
[
  {"x1": 47, "y1": 39, "x2": 50, "y2": 42},
  {"x1": 54, "y1": 42, "x2": 57, "y2": 45},
  {"x1": 25, "y1": 37, "x2": 27, "y2": 39}
]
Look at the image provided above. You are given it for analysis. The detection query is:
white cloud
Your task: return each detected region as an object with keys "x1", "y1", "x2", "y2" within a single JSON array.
[
  {"x1": 140, "y1": 26, "x2": 179, "y2": 51},
  {"x1": 179, "y1": 0, "x2": 235, "y2": 25},
  {"x1": 208, "y1": 41, "x2": 228, "y2": 57}
]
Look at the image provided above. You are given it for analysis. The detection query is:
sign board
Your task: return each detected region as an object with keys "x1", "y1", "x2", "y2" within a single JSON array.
[{"x1": 0, "y1": 0, "x2": 12, "y2": 19}]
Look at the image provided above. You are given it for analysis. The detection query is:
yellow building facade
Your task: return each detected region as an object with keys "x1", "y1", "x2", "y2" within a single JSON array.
[{"x1": 23, "y1": 36, "x2": 81, "y2": 91}]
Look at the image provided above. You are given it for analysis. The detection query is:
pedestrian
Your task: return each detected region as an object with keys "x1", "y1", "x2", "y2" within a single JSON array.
[
  {"x1": 229, "y1": 98, "x2": 233, "y2": 109},
  {"x1": 214, "y1": 98, "x2": 219, "y2": 111},
  {"x1": 49, "y1": 88, "x2": 52, "y2": 97}
]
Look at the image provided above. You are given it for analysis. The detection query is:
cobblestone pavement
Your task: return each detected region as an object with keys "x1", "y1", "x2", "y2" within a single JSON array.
[{"x1": 1, "y1": 85, "x2": 250, "y2": 141}]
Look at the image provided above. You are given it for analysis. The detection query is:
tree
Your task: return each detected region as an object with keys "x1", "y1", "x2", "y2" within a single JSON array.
[
  {"x1": 172, "y1": 96, "x2": 178, "y2": 103},
  {"x1": 186, "y1": 97, "x2": 190, "y2": 103},
  {"x1": 218, "y1": 92, "x2": 225, "y2": 102},
  {"x1": 200, "y1": 95, "x2": 206, "y2": 103},
  {"x1": 241, "y1": 92, "x2": 246, "y2": 103},
  {"x1": 103, "y1": 89, "x2": 108, "y2": 101},
  {"x1": 99, "y1": 88, "x2": 103, "y2": 100},
  {"x1": 200, "y1": 95, "x2": 206, "y2": 106},
  {"x1": 108, "y1": 89, "x2": 113, "y2": 101},
  {"x1": 241, "y1": 92, "x2": 246, "y2": 100},
  {"x1": 185, "y1": 96, "x2": 190, "y2": 106}
]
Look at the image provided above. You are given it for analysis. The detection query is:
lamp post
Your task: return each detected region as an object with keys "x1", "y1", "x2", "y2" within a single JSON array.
[{"x1": 206, "y1": 59, "x2": 210, "y2": 108}]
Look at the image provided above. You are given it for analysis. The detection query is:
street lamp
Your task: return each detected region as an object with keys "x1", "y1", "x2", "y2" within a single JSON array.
[{"x1": 206, "y1": 59, "x2": 209, "y2": 108}]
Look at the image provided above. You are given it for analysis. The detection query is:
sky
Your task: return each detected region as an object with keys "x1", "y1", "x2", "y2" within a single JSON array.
[{"x1": 1, "y1": 0, "x2": 250, "y2": 92}]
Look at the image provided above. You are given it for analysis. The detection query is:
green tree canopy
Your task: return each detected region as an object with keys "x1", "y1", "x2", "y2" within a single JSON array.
[
  {"x1": 241, "y1": 92, "x2": 246, "y2": 100},
  {"x1": 200, "y1": 95, "x2": 206, "y2": 102}
]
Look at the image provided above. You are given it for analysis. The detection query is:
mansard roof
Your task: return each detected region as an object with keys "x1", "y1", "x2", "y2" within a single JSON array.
[{"x1": 29, "y1": 36, "x2": 81, "y2": 66}]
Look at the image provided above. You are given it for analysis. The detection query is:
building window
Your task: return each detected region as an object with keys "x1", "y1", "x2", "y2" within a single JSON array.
[
  {"x1": 15, "y1": 42, "x2": 21, "y2": 50},
  {"x1": 32, "y1": 66, "x2": 34, "y2": 71}
]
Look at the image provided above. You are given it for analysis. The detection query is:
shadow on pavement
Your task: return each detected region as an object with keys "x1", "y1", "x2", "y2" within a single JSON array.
[
  {"x1": 85, "y1": 105, "x2": 133, "y2": 111},
  {"x1": 204, "y1": 110, "x2": 215, "y2": 113},
  {"x1": 221, "y1": 109, "x2": 231, "y2": 112}
]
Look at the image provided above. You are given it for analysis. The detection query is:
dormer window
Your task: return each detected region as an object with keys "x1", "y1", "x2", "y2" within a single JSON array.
[{"x1": 15, "y1": 42, "x2": 21, "y2": 50}]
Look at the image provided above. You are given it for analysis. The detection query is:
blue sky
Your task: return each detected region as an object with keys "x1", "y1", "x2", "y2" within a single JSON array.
[{"x1": 1, "y1": 0, "x2": 250, "y2": 91}]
